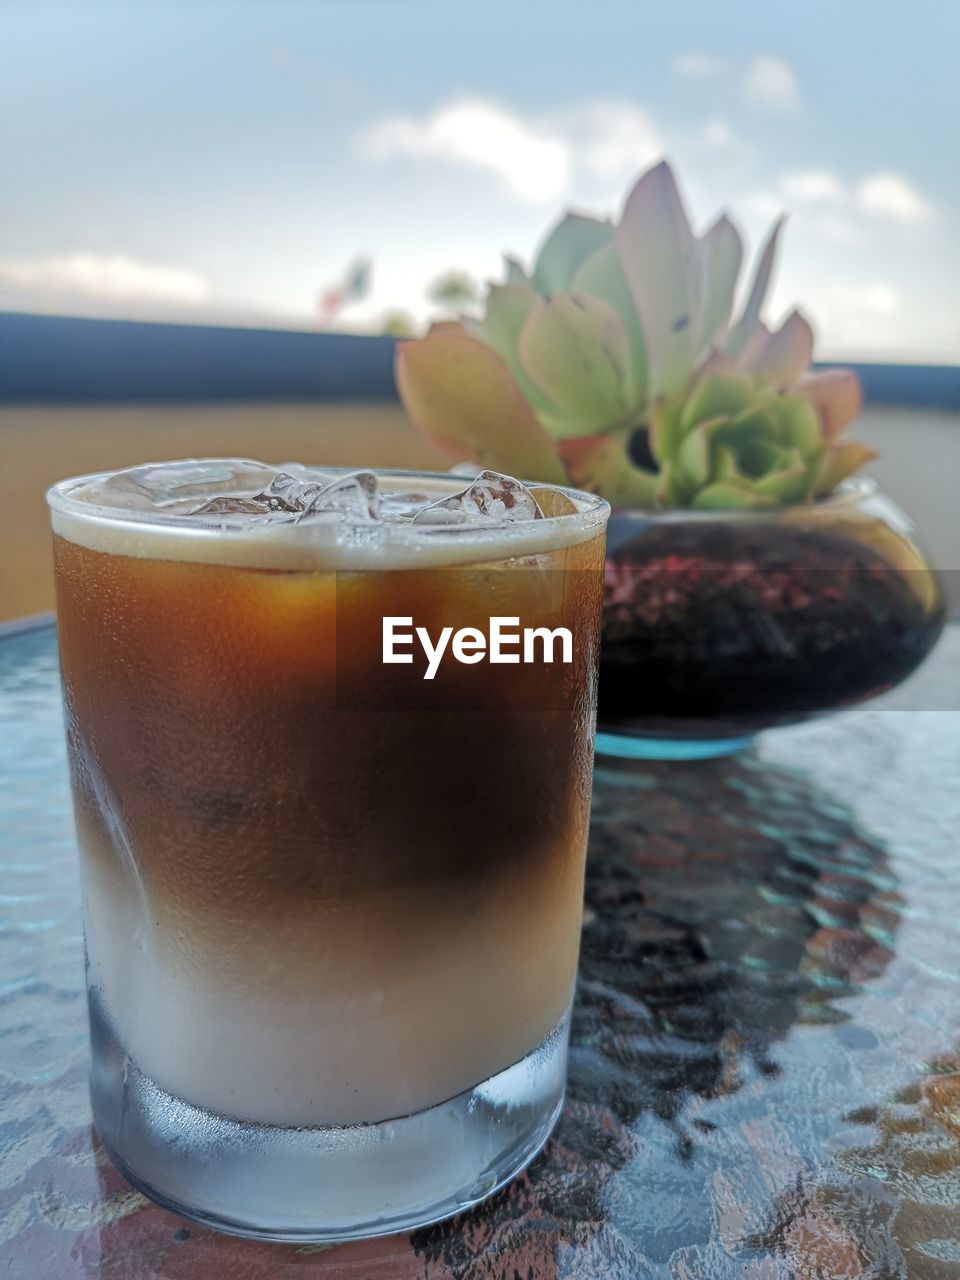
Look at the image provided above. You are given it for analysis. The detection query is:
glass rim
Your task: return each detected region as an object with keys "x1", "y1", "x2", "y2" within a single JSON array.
[{"x1": 46, "y1": 461, "x2": 610, "y2": 559}]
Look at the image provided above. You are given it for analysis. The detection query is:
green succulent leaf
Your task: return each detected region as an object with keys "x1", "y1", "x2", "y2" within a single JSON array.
[
  {"x1": 573, "y1": 242, "x2": 648, "y2": 407},
  {"x1": 692, "y1": 482, "x2": 765, "y2": 509},
  {"x1": 738, "y1": 437, "x2": 790, "y2": 476},
  {"x1": 676, "y1": 415, "x2": 726, "y2": 490},
  {"x1": 679, "y1": 372, "x2": 754, "y2": 432},
  {"x1": 518, "y1": 293, "x2": 636, "y2": 435},
  {"x1": 774, "y1": 393, "x2": 822, "y2": 455},
  {"x1": 479, "y1": 283, "x2": 539, "y2": 352},
  {"x1": 395, "y1": 327, "x2": 565, "y2": 482},
  {"x1": 478, "y1": 283, "x2": 561, "y2": 416},
  {"x1": 656, "y1": 459, "x2": 685, "y2": 506},
  {"x1": 616, "y1": 161, "x2": 701, "y2": 399},
  {"x1": 697, "y1": 214, "x2": 743, "y2": 355},
  {"x1": 752, "y1": 449, "x2": 809, "y2": 503},
  {"x1": 504, "y1": 255, "x2": 531, "y2": 287},
  {"x1": 798, "y1": 446, "x2": 826, "y2": 499},
  {"x1": 713, "y1": 445, "x2": 745, "y2": 483},
  {"x1": 636, "y1": 355, "x2": 869, "y2": 509},
  {"x1": 650, "y1": 397, "x2": 684, "y2": 466},
  {"x1": 719, "y1": 406, "x2": 780, "y2": 449},
  {"x1": 724, "y1": 215, "x2": 786, "y2": 360},
  {"x1": 531, "y1": 213, "x2": 614, "y2": 296}
]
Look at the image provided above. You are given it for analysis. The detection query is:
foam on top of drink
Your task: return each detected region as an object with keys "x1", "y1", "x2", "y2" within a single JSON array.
[{"x1": 49, "y1": 459, "x2": 608, "y2": 569}]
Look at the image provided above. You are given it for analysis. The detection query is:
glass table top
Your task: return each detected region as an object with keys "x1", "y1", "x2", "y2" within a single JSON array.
[{"x1": 1, "y1": 621, "x2": 958, "y2": 1279}]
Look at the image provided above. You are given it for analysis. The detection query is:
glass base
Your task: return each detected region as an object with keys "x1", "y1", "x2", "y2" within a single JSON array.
[
  {"x1": 88, "y1": 990, "x2": 569, "y2": 1242},
  {"x1": 595, "y1": 730, "x2": 755, "y2": 761}
]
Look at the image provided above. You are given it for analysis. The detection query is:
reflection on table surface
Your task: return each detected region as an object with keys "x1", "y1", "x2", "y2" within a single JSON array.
[{"x1": 1, "y1": 623, "x2": 958, "y2": 1279}]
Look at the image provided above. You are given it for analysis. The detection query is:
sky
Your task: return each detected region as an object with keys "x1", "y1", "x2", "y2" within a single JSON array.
[{"x1": 1, "y1": 0, "x2": 958, "y2": 359}]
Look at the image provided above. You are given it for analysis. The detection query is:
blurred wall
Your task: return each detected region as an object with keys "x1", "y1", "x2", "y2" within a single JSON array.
[{"x1": 1, "y1": 402, "x2": 957, "y2": 622}]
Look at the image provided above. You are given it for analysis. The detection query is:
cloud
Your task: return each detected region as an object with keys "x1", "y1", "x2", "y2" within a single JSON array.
[
  {"x1": 812, "y1": 282, "x2": 900, "y2": 350},
  {"x1": 856, "y1": 172, "x2": 933, "y2": 223},
  {"x1": 741, "y1": 189, "x2": 785, "y2": 220},
  {"x1": 829, "y1": 283, "x2": 898, "y2": 314},
  {"x1": 813, "y1": 212, "x2": 863, "y2": 246},
  {"x1": 779, "y1": 277, "x2": 914, "y2": 355},
  {"x1": 672, "y1": 52, "x2": 726, "y2": 79},
  {"x1": 359, "y1": 99, "x2": 570, "y2": 204},
  {"x1": 745, "y1": 168, "x2": 934, "y2": 230},
  {"x1": 743, "y1": 55, "x2": 798, "y2": 109},
  {"x1": 0, "y1": 253, "x2": 210, "y2": 303},
  {"x1": 554, "y1": 101, "x2": 662, "y2": 179},
  {"x1": 779, "y1": 169, "x2": 845, "y2": 203},
  {"x1": 701, "y1": 118, "x2": 736, "y2": 149},
  {"x1": 360, "y1": 97, "x2": 665, "y2": 204},
  {"x1": 672, "y1": 51, "x2": 799, "y2": 110}
]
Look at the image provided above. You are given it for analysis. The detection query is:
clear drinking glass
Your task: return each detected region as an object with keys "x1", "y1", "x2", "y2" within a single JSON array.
[{"x1": 47, "y1": 461, "x2": 609, "y2": 1241}]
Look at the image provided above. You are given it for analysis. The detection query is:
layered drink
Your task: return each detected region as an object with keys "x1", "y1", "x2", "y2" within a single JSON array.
[{"x1": 48, "y1": 460, "x2": 608, "y2": 1240}]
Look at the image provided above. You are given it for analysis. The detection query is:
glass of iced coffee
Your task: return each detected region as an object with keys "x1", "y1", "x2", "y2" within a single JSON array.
[{"x1": 47, "y1": 460, "x2": 609, "y2": 1241}]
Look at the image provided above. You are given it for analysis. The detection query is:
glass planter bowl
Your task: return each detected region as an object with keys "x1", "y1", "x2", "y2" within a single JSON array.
[{"x1": 597, "y1": 478, "x2": 945, "y2": 759}]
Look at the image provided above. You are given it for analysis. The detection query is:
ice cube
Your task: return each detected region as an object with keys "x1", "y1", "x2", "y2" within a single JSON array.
[
  {"x1": 527, "y1": 486, "x2": 579, "y2": 518},
  {"x1": 298, "y1": 471, "x2": 381, "y2": 522},
  {"x1": 78, "y1": 460, "x2": 278, "y2": 512},
  {"x1": 189, "y1": 496, "x2": 277, "y2": 517},
  {"x1": 411, "y1": 471, "x2": 544, "y2": 526},
  {"x1": 187, "y1": 469, "x2": 381, "y2": 523},
  {"x1": 252, "y1": 471, "x2": 329, "y2": 514}
]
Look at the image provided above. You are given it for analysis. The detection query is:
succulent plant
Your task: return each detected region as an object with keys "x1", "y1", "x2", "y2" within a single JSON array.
[{"x1": 396, "y1": 160, "x2": 872, "y2": 509}]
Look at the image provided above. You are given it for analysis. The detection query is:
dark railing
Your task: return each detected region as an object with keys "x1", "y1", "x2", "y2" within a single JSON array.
[
  {"x1": 2, "y1": 311, "x2": 958, "y2": 408},
  {"x1": 0, "y1": 313, "x2": 396, "y2": 403}
]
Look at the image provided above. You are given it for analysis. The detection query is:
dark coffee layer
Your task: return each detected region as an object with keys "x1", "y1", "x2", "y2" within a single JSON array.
[{"x1": 57, "y1": 538, "x2": 603, "y2": 920}]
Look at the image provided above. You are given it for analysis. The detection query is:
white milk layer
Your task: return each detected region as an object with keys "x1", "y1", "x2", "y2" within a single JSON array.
[{"x1": 78, "y1": 819, "x2": 584, "y2": 1126}]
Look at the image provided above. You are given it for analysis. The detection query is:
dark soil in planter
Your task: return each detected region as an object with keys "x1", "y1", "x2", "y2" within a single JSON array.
[{"x1": 599, "y1": 517, "x2": 944, "y2": 737}]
